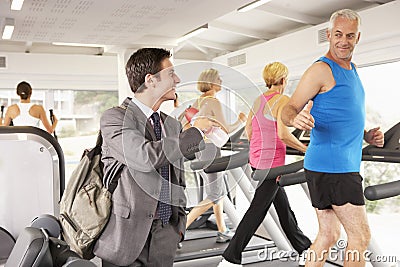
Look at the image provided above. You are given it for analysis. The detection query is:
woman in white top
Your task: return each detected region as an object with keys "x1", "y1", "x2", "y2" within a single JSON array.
[{"x1": 1, "y1": 81, "x2": 58, "y2": 133}]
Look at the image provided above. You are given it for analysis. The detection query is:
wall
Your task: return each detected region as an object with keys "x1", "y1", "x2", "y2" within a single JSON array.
[
  {"x1": 213, "y1": 1, "x2": 400, "y2": 84},
  {"x1": 0, "y1": 52, "x2": 118, "y2": 90},
  {"x1": 1, "y1": 1, "x2": 399, "y2": 93}
]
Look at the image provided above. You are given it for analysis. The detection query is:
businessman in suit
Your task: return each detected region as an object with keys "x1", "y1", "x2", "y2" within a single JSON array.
[{"x1": 94, "y1": 48, "x2": 210, "y2": 267}]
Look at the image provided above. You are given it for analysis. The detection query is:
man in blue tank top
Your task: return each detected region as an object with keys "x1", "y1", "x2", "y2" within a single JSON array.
[{"x1": 282, "y1": 9, "x2": 384, "y2": 267}]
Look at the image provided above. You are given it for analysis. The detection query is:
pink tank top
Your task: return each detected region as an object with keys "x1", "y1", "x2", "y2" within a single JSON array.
[{"x1": 249, "y1": 93, "x2": 286, "y2": 169}]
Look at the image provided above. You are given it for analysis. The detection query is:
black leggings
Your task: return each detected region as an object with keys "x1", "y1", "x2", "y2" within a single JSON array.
[{"x1": 222, "y1": 171, "x2": 311, "y2": 264}]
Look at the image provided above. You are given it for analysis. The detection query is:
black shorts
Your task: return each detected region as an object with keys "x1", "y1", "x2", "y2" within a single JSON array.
[{"x1": 305, "y1": 169, "x2": 365, "y2": 210}]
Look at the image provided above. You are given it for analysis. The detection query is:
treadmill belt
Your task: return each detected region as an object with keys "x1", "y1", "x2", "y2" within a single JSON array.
[
  {"x1": 174, "y1": 229, "x2": 340, "y2": 266},
  {"x1": 175, "y1": 229, "x2": 275, "y2": 263},
  {"x1": 175, "y1": 235, "x2": 230, "y2": 262},
  {"x1": 174, "y1": 256, "x2": 300, "y2": 267},
  {"x1": 174, "y1": 254, "x2": 341, "y2": 267}
]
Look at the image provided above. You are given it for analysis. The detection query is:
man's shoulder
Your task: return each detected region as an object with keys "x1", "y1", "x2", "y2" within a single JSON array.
[
  {"x1": 312, "y1": 60, "x2": 331, "y2": 69},
  {"x1": 306, "y1": 60, "x2": 332, "y2": 78},
  {"x1": 100, "y1": 104, "x2": 130, "y2": 124},
  {"x1": 103, "y1": 105, "x2": 126, "y2": 116}
]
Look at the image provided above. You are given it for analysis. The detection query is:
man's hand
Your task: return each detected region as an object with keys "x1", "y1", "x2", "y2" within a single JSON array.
[
  {"x1": 192, "y1": 117, "x2": 213, "y2": 134},
  {"x1": 365, "y1": 127, "x2": 384, "y2": 147},
  {"x1": 292, "y1": 100, "x2": 315, "y2": 131}
]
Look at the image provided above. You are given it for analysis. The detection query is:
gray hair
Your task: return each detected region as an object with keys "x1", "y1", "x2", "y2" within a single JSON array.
[{"x1": 328, "y1": 9, "x2": 361, "y2": 31}]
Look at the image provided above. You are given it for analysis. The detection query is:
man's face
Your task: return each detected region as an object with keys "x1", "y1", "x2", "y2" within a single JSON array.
[
  {"x1": 327, "y1": 16, "x2": 360, "y2": 61},
  {"x1": 152, "y1": 58, "x2": 180, "y2": 103}
]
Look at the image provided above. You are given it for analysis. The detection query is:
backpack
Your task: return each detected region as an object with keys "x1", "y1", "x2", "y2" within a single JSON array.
[{"x1": 59, "y1": 132, "x2": 123, "y2": 260}]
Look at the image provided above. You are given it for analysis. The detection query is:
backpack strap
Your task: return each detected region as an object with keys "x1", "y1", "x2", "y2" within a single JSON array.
[
  {"x1": 95, "y1": 131, "x2": 102, "y2": 148},
  {"x1": 97, "y1": 104, "x2": 127, "y2": 150},
  {"x1": 101, "y1": 104, "x2": 128, "y2": 193}
]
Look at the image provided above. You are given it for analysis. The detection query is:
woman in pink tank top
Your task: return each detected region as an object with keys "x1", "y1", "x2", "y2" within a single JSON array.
[
  {"x1": 247, "y1": 63, "x2": 307, "y2": 169},
  {"x1": 220, "y1": 62, "x2": 311, "y2": 266},
  {"x1": 248, "y1": 91, "x2": 286, "y2": 169}
]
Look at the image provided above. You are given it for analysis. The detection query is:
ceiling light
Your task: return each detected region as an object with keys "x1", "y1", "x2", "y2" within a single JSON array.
[
  {"x1": 237, "y1": 0, "x2": 272, "y2": 13},
  {"x1": 2, "y1": 18, "x2": 15, "y2": 40},
  {"x1": 52, "y1": 42, "x2": 104, "y2": 47},
  {"x1": 177, "y1": 24, "x2": 208, "y2": 43},
  {"x1": 11, "y1": 0, "x2": 24, "y2": 10}
]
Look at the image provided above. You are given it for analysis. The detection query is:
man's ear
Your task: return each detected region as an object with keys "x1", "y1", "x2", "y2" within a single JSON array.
[
  {"x1": 326, "y1": 29, "x2": 331, "y2": 40},
  {"x1": 145, "y1": 74, "x2": 154, "y2": 87},
  {"x1": 356, "y1": 32, "x2": 361, "y2": 44}
]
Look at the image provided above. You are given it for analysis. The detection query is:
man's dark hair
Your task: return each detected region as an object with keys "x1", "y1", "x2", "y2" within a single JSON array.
[
  {"x1": 125, "y1": 48, "x2": 171, "y2": 93},
  {"x1": 16, "y1": 81, "x2": 32, "y2": 100}
]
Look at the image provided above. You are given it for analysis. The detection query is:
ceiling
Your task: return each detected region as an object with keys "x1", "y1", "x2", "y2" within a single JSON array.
[{"x1": 0, "y1": 0, "x2": 395, "y2": 60}]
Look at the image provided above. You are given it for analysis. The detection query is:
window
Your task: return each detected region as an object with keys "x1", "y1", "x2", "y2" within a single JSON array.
[
  {"x1": 0, "y1": 88, "x2": 118, "y2": 181},
  {"x1": 358, "y1": 61, "x2": 400, "y2": 260}
]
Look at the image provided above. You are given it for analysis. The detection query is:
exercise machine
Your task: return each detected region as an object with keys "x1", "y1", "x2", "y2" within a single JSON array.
[
  {"x1": 277, "y1": 122, "x2": 400, "y2": 267},
  {"x1": 0, "y1": 126, "x2": 65, "y2": 262},
  {"x1": 175, "y1": 143, "x2": 310, "y2": 266},
  {"x1": 5, "y1": 214, "x2": 95, "y2": 267}
]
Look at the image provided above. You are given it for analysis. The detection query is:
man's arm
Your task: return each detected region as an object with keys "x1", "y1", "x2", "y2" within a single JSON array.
[
  {"x1": 281, "y1": 62, "x2": 328, "y2": 130},
  {"x1": 101, "y1": 107, "x2": 204, "y2": 172},
  {"x1": 276, "y1": 97, "x2": 308, "y2": 153}
]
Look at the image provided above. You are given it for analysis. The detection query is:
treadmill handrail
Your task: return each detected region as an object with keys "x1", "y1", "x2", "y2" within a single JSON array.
[
  {"x1": 0, "y1": 126, "x2": 65, "y2": 197},
  {"x1": 364, "y1": 180, "x2": 400, "y2": 201},
  {"x1": 362, "y1": 147, "x2": 400, "y2": 158},
  {"x1": 191, "y1": 147, "x2": 305, "y2": 183},
  {"x1": 204, "y1": 149, "x2": 249, "y2": 173},
  {"x1": 278, "y1": 171, "x2": 306, "y2": 187},
  {"x1": 362, "y1": 154, "x2": 400, "y2": 163},
  {"x1": 189, "y1": 148, "x2": 249, "y2": 172},
  {"x1": 252, "y1": 160, "x2": 304, "y2": 181}
]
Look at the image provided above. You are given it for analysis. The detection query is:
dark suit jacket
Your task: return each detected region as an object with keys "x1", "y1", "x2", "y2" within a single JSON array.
[{"x1": 93, "y1": 98, "x2": 203, "y2": 266}]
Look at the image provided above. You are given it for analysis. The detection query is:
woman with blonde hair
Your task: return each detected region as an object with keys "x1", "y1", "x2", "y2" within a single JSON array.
[
  {"x1": 1, "y1": 81, "x2": 58, "y2": 133},
  {"x1": 218, "y1": 62, "x2": 311, "y2": 266},
  {"x1": 183, "y1": 68, "x2": 246, "y2": 243}
]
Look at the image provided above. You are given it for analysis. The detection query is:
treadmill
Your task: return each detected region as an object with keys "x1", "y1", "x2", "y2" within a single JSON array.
[
  {"x1": 277, "y1": 122, "x2": 400, "y2": 267},
  {"x1": 175, "y1": 139, "x2": 302, "y2": 266},
  {"x1": 0, "y1": 126, "x2": 65, "y2": 264}
]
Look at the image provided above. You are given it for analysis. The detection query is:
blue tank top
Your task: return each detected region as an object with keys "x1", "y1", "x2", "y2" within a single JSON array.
[{"x1": 304, "y1": 57, "x2": 365, "y2": 173}]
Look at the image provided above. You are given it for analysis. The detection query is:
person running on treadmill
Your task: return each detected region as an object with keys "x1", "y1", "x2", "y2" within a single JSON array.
[
  {"x1": 218, "y1": 62, "x2": 311, "y2": 267},
  {"x1": 0, "y1": 81, "x2": 58, "y2": 133},
  {"x1": 182, "y1": 68, "x2": 246, "y2": 243},
  {"x1": 281, "y1": 9, "x2": 384, "y2": 267}
]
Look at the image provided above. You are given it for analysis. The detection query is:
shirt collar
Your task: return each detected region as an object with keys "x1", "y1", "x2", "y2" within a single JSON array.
[{"x1": 131, "y1": 96, "x2": 159, "y2": 119}]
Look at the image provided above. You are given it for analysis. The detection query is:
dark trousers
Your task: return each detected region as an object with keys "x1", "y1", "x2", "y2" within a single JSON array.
[
  {"x1": 222, "y1": 176, "x2": 312, "y2": 264},
  {"x1": 102, "y1": 219, "x2": 180, "y2": 267}
]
